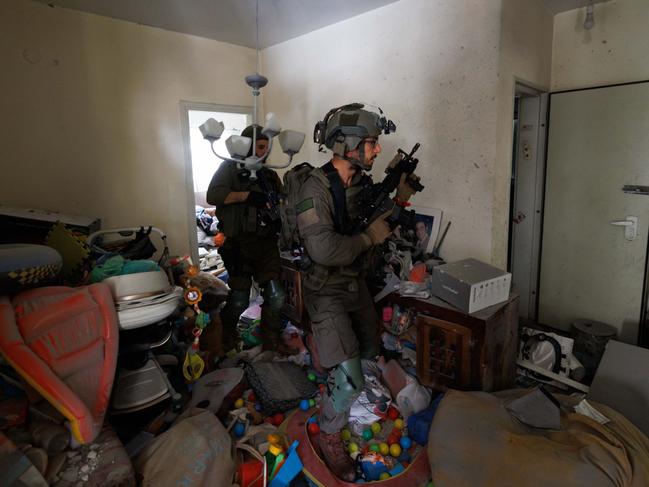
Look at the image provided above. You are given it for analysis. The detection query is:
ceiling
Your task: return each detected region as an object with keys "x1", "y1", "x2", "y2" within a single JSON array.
[
  {"x1": 34, "y1": 0, "x2": 608, "y2": 49},
  {"x1": 542, "y1": 0, "x2": 608, "y2": 15},
  {"x1": 33, "y1": 0, "x2": 399, "y2": 49}
]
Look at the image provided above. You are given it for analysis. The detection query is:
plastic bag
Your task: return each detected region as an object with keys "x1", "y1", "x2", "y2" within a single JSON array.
[{"x1": 348, "y1": 360, "x2": 392, "y2": 434}]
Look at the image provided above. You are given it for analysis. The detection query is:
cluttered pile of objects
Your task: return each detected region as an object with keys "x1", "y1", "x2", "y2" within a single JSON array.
[
  {"x1": 2, "y1": 97, "x2": 649, "y2": 487},
  {"x1": 0, "y1": 212, "x2": 440, "y2": 486}
]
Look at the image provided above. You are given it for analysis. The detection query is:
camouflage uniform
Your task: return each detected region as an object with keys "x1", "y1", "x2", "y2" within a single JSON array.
[
  {"x1": 297, "y1": 165, "x2": 380, "y2": 433},
  {"x1": 207, "y1": 160, "x2": 283, "y2": 347}
]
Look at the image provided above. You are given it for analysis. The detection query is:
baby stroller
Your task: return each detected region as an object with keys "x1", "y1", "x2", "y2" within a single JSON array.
[{"x1": 87, "y1": 227, "x2": 183, "y2": 413}]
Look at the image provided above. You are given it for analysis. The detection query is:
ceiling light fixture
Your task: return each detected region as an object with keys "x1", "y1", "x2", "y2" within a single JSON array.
[
  {"x1": 199, "y1": 0, "x2": 305, "y2": 179},
  {"x1": 583, "y1": 0, "x2": 595, "y2": 30}
]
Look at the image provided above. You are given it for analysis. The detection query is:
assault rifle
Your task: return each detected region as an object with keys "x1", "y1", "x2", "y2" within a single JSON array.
[
  {"x1": 354, "y1": 143, "x2": 425, "y2": 232},
  {"x1": 254, "y1": 170, "x2": 281, "y2": 226}
]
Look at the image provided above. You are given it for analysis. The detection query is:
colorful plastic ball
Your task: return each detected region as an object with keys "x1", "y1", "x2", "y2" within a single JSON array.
[
  {"x1": 379, "y1": 473, "x2": 391, "y2": 480},
  {"x1": 247, "y1": 392, "x2": 256, "y2": 402},
  {"x1": 394, "y1": 418, "x2": 404, "y2": 430},
  {"x1": 299, "y1": 399, "x2": 310, "y2": 411},
  {"x1": 308, "y1": 423, "x2": 320, "y2": 435},
  {"x1": 362, "y1": 429, "x2": 373, "y2": 441},
  {"x1": 369, "y1": 444, "x2": 381, "y2": 452},
  {"x1": 272, "y1": 413, "x2": 284, "y2": 426},
  {"x1": 391, "y1": 427, "x2": 402, "y2": 439},
  {"x1": 387, "y1": 407, "x2": 399, "y2": 420},
  {"x1": 234, "y1": 398, "x2": 244, "y2": 408},
  {"x1": 307, "y1": 416, "x2": 318, "y2": 424},
  {"x1": 389, "y1": 443, "x2": 402, "y2": 457},
  {"x1": 348, "y1": 442, "x2": 359, "y2": 453},
  {"x1": 387, "y1": 435, "x2": 399, "y2": 446},
  {"x1": 267, "y1": 433, "x2": 281, "y2": 444},
  {"x1": 308, "y1": 373, "x2": 317, "y2": 382},
  {"x1": 371, "y1": 422, "x2": 381, "y2": 434},
  {"x1": 309, "y1": 398, "x2": 316, "y2": 407},
  {"x1": 379, "y1": 443, "x2": 390, "y2": 455},
  {"x1": 341, "y1": 429, "x2": 352, "y2": 441},
  {"x1": 232, "y1": 422, "x2": 246, "y2": 437},
  {"x1": 400, "y1": 436, "x2": 412, "y2": 450},
  {"x1": 254, "y1": 403, "x2": 263, "y2": 411}
]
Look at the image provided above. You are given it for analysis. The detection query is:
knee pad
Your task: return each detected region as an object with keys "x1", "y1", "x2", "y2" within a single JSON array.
[
  {"x1": 329, "y1": 357, "x2": 364, "y2": 414},
  {"x1": 261, "y1": 279, "x2": 285, "y2": 312}
]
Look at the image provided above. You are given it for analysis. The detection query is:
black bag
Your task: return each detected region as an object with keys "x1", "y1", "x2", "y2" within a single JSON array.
[{"x1": 245, "y1": 361, "x2": 318, "y2": 415}]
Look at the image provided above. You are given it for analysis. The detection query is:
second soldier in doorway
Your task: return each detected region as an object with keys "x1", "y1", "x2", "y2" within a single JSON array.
[{"x1": 207, "y1": 124, "x2": 295, "y2": 355}]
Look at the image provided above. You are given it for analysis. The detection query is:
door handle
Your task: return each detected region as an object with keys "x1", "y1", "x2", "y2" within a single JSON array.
[{"x1": 610, "y1": 216, "x2": 638, "y2": 241}]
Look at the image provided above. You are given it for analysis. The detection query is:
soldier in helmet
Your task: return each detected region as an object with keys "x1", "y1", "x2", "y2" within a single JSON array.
[
  {"x1": 206, "y1": 124, "x2": 294, "y2": 355},
  {"x1": 296, "y1": 104, "x2": 397, "y2": 481}
]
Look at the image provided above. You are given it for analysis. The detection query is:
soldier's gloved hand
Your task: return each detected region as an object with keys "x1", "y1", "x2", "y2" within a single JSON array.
[
  {"x1": 396, "y1": 173, "x2": 420, "y2": 201},
  {"x1": 247, "y1": 191, "x2": 269, "y2": 208},
  {"x1": 364, "y1": 211, "x2": 392, "y2": 245}
]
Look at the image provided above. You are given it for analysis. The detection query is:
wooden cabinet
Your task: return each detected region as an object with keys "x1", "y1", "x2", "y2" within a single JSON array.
[
  {"x1": 280, "y1": 258, "x2": 306, "y2": 327},
  {"x1": 381, "y1": 293, "x2": 519, "y2": 392}
]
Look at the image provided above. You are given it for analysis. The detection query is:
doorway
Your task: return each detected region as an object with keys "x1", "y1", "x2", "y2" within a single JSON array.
[
  {"x1": 508, "y1": 83, "x2": 548, "y2": 324},
  {"x1": 539, "y1": 82, "x2": 649, "y2": 345},
  {"x1": 179, "y1": 101, "x2": 252, "y2": 267}
]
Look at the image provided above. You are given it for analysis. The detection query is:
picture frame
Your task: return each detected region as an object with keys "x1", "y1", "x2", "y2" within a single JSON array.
[{"x1": 409, "y1": 206, "x2": 443, "y2": 255}]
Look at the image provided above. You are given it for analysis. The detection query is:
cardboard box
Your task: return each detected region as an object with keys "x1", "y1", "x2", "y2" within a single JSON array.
[{"x1": 431, "y1": 258, "x2": 511, "y2": 313}]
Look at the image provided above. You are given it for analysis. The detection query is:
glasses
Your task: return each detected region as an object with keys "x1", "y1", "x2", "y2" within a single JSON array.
[{"x1": 363, "y1": 138, "x2": 379, "y2": 148}]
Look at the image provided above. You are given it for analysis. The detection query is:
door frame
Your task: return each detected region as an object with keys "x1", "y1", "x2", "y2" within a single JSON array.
[
  {"x1": 544, "y1": 80, "x2": 649, "y2": 347},
  {"x1": 508, "y1": 82, "x2": 549, "y2": 323},
  {"x1": 179, "y1": 101, "x2": 253, "y2": 266}
]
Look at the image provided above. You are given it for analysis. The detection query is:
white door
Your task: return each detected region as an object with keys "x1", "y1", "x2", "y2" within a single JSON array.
[{"x1": 539, "y1": 83, "x2": 649, "y2": 344}]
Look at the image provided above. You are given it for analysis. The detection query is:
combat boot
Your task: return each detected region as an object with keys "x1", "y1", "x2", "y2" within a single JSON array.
[
  {"x1": 261, "y1": 331, "x2": 298, "y2": 356},
  {"x1": 318, "y1": 431, "x2": 356, "y2": 482}
]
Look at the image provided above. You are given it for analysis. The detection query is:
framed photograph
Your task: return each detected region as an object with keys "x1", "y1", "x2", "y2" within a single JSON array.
[{"x1": 409, "y1": 206, "x2": 443, "y2": 255}]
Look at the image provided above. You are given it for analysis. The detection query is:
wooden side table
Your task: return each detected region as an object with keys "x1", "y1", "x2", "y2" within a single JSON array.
[{"x1": 380, "y1": 293, "x2": 519, "y2": 392}]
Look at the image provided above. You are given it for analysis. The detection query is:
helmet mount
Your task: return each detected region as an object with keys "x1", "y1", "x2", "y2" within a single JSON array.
[{"x1": 313, "y1": 103, "x2": 396, "y2": 170}]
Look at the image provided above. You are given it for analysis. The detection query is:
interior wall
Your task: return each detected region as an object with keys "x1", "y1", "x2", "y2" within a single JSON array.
[
  {"x1": 0, "y1": 0, "x2": 256, "y2": 256},
  {"x1": 263, "y1": 0, "x2": 503, "y2": 264},
  {"x1": 492, "y1": 0, "x2": 554, "y2": 268},
  {"x1": 552, "y1": 0, "x2": 649, "y2": 91}
]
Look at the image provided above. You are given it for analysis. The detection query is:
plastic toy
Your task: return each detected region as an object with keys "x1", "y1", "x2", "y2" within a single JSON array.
[
  {"x1": 387, "y1": 406, "x2": 400, "y2": 420},
  {"x1": 269, "y1": 441, "x2": 303, "y2": 487},
  {"x1": 308, "y1": 398, "x2": 316, "y2": 407},
  {"x1": 387, "y1": 434, "x2": 399, "y2": 445},
  {"x1": 307, "y1": 416, "x2": 318, "y2": 424},
  {"x1": 370, "y1": 444, "x2": 380, "y2": 452},
  {"x1": 299, "y1": 399, "x2": 310, "y2": 411},
  {"x1": 272, "y1": 413, "x2": 285, "y2": 427},
  {"x1": 269, "y1": 444, "x2": 284, "y2": 457},
  {"x1": 348, "y1": 442, "x2": 359, "y2": 453},
  {"x1": 359, "y1": 452, "x2": 389, "y2": 481},
  {"x1": 371, "y1": 422, "x2": 381, "y2": 434},
  {"x1": 389, "y1": 463, "x2": 405, "y2": 476},
  {"x1": 362, "y1": 428, "x2": 373, "y2": 441},
  {"x1": 268, "y1": 433, "x2": 281, "y2": 445},
  {"x1": 341, "y1": 429, "x2": 352, "y2": 441},
  {"x1": 380, "y1": 472, "x2": 391, "y2": 480},
  {"x1": 233, "y1": 422, "x2": 246, "y2": 438},
  {"x1": 235, "y1": 398, "x2": 245, "y2": 408},
  {"x1": 379, "y1": 443, "x2": 390, "y2": 455},
  {"x1": 394, "y1": 418, "x2": 404, "y2": 430},
  {"x1": 400, "y1": 436, "x2": 412, "y2": 450},
  {"x1": 307, "y1": 423, "x2": 320, "y2": 435},
  {"x1": 308, "y1": 373, "x2": 317, "y2": 381},
  {"x1": 389, "y1": 444, "x2": 402, "y2": 457}
]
